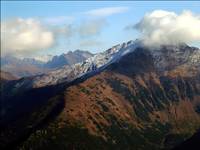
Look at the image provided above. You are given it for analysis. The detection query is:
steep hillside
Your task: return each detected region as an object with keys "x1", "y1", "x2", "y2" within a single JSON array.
[{"x1": 1, "y1": 43, "x2": 200, "y2": 150}]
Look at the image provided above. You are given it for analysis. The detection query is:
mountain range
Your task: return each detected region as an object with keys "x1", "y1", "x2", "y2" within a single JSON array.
[
  {"x1": 0, "y1": 50, "x2": 93, "y2": 78},
  {"x1": 1, "y1": 40, "x2": 200, "y2": 150}
]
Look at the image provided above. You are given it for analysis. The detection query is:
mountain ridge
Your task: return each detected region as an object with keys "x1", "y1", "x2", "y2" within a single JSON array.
[
  {"x1": 1, "y1": 40, "x2": 200, "y2": 150},
  {"x1": 4, "y1": 40, "x2": 200, "y2": 94},
  {"x1": 1, "y1": 50, "x2": 93, "y2": 78}
]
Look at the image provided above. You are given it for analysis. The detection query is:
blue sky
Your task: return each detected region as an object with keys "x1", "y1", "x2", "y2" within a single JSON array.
[{"x1": 1, "y1": 1, "x2": 200, "y2": 58}]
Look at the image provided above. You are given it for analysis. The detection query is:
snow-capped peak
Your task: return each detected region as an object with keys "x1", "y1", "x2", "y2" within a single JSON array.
[
  {"x1": 30, "y1": 40, "x2": 139, "y2": 88},
  {"x1": 13, "y1": 40, "x2": 200, "y2": 90}
]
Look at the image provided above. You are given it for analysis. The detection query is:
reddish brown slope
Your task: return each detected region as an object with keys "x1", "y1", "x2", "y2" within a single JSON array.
[{"x1": 8, "y1": 46, "x2": 200, "y2": 150}]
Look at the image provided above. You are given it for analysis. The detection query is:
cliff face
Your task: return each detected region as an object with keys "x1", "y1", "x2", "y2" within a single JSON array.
[{"x1": 1, "y1": 44, "x2": 200, "y2": 150}]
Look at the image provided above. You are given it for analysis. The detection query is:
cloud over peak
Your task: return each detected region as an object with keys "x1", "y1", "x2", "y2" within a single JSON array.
[
  {"x1": 78, "y1": 19, "x2": 107, "y2": 37},
  {"x1": 1, "y1": 17, "x2": 107, "y2": 58},
  {"x1": 85, "y1": 7, "x2": 129, "y2": 17},
  {"x1": 1, "y1": 18, "x2": 55, "y2": 57},
  {"x1": 43, "y1": 16, "x2": 74, "y2": 25},
  {"x1": 132, "y1": 10, "x2": 200, "y2": 46}
]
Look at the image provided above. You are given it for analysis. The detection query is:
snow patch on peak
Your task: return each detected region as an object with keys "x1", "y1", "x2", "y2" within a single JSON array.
[
  {"x1": 151, "y1": 44, "x2": 200, "y2": 70},
  {"x1": 12, "y1": 40, "x2": 200, "y2": 90},
  {"x1": 31, "y1": 40, "x2": 139, "y2": 88}
]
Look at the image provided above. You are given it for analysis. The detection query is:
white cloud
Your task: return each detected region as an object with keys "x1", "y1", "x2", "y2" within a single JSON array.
[
  {"x1": 79, "y1": 40, "x2": 102, "y2": 47},
  {"x1": 78, "y1": 19, "x2": 107, "y2": 37},
  {"x1": 53, "y1": 24, "x2": 74, "y2": 37},
  {"x1": 134, "y1": 10, "x2": 200, "y2": 46},
  {"x1": 85, "y1": 7, "x2": 129, "y2": 17},
  {"x1": 1, "y1": 17, "x2": 108, "y2": 58},
  {"x1": 43, "y1": 16, "x2": 74, "y2": 25},
  {"x1": 1, "y1": 18, "x2": 55, "y2": 57}
]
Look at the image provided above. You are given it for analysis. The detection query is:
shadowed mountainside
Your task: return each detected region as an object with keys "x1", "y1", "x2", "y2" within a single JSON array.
[
  {"x1": 1, "y1": 44, "x2": 200, "y2": 150},
  {"x1": 173, "y1": 130, "x2": 200, "y2": 150}
]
